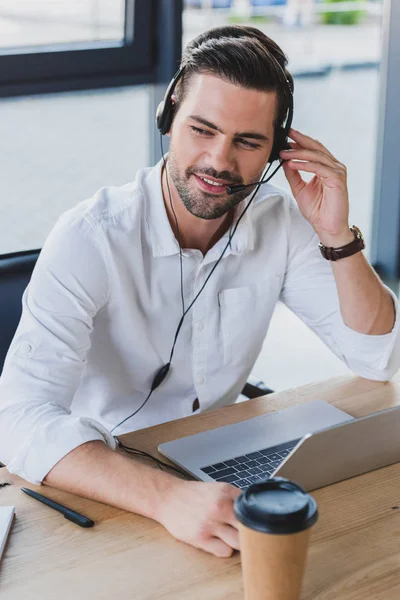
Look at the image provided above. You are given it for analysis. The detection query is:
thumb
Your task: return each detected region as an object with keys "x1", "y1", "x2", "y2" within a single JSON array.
[{"x1": 282, "y1": 161, "x2": 304, "y2": 197}]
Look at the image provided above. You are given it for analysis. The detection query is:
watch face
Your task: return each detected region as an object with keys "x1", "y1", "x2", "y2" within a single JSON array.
[{"x1": 351, "y1": 225, "x2": 363, "y2": 240}]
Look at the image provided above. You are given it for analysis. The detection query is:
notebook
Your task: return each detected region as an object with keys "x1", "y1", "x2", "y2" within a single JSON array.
[{"x1": 0, "y1": 506, "x2": 15, "y2": 562}]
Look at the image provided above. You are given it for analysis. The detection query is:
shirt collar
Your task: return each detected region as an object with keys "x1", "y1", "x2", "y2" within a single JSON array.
[
  {"x1": 144, "y1": 157, "x2": 181, "y2": 258},
  {"x1": 143, "y1": 157, "x2": 255, "y2": 260}
]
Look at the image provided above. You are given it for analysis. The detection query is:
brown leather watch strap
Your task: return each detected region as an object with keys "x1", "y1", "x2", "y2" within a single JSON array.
[{"x1": 318, "y1": 226, "x2": 365, "y2": 261}]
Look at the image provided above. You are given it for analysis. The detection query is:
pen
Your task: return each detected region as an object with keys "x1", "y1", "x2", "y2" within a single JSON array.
[{"x1": 21, "y1": 487, "x2": 94, "y2": 528}]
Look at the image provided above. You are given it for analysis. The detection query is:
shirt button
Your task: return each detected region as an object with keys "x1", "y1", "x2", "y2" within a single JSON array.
[
  {"x1": 19, "y1": 341, "x2": 33, "y2": 356},
  {"x1": 196, "y1": 375, "x2": 205, "y2": 385},
  {"x1": 197, "y1": 322, "x2": 204, "y2": 332}
]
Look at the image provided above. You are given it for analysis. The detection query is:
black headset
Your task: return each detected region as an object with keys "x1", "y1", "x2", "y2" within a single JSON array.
[{"x1": 156, "y1": 60, "x2": 294, "y2": 164}]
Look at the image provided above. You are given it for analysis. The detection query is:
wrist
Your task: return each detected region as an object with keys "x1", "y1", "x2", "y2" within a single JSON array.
[
  {"x1": 151, "y1": 470, "x2": 185, "y2": 522},
  {"x1": 316, "y1": 228, "x2": 354, "y2": 248}
]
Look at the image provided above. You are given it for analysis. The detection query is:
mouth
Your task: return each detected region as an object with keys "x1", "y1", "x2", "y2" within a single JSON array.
[{"x1": 193, "y1": 173, "x2": 232, "y2": 195}]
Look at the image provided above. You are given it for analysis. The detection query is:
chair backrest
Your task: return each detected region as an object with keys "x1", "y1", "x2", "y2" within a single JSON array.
[{"x1": 0, "y1": 249, "x2": 41, "y2": 375}]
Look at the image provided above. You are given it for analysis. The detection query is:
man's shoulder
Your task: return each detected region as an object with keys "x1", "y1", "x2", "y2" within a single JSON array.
[{"x1": 57, "y1": 164, "x2": 156, "y2": 232}]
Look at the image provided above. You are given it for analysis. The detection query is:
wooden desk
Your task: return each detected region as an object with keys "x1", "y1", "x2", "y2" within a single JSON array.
[{"x1": 1, "y1": 373, "x2": 400, "y2": 599}]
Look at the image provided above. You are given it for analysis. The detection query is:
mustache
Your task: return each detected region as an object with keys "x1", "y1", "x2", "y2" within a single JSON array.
[{"x1": 187, "y1": 167, "x2": 243, "y2": 185}]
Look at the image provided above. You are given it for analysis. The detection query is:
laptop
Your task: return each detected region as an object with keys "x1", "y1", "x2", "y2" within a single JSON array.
[{"x1": 158, "y1": 400, "x2": 400, "y2": 492}]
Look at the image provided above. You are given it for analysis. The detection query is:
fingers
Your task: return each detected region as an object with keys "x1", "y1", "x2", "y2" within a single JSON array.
[
  {"x1": 204, "y1": 536, "x2": 235, "y2": 558},
  {"x1": 281, "y1": 148, "x2": 341, "y2": 171},
  {"x1": 282, "y1": 160, "x2": 306, "y2": 196},
  {"x1": 285, "y1": 160, "x2": 347, "y2": 186},
  {"x1": 214, "y1": 523, "x2": 240, "y2": 552},
  {"x1": 288, "y1": 128, "x2": 339, "y2": 162}
]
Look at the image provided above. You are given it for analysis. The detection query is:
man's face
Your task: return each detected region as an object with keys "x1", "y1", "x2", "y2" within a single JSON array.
[{"x1": 167, "y1": 73, "x2": 277, "y2": 220}]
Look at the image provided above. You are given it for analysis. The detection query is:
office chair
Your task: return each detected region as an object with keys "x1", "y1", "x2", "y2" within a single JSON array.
[{"x1": 0, "y1": 249, "x2": 274, "y2": 390}]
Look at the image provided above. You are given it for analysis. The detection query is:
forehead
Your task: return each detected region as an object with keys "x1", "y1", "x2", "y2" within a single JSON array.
[{"x1": 178, "y1": 73, "x2": 277, "y2": 131}]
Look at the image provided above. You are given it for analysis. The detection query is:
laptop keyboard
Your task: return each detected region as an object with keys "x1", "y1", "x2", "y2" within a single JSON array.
[{"x1": 200, "y1": 439, "x2": 300, "y2": 489}]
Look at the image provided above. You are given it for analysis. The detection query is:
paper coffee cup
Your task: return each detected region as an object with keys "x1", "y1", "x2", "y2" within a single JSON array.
[{"x1": 234, "y1": 477, "x2": 318, "y2": 600}]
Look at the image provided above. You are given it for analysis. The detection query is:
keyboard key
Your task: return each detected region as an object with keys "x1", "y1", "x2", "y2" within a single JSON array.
[
  {"x1": 247, "y1": 475, "x2": 262, "y2": 484},
  {"x1": 245, "y1": 451, "x2": 264, "y2": 460},
  {"x1": 235, "y1": 470, "x2": 251, "y2": 479},
  {"x1": 248, "y1": 467, "x2": 263, "y2": 475},
  {"x1": 265, "y1": 453, "x2": 282, "y2": 462},
  {"x1": 211, "y1": 462, "x2": 228, "y2": 470},
  {"x1": 264, "y1": 468, "x2": 275, "y2": 475},
  {"x1": 208, "y1": 467, "x2": 236, "y2": 479},
  {"x1": 260, "y1": 470, "x2": 273, "y2": 478},
  {"x1": 278, "y1": 450, "x2": 291, "y2": 458},
  {"x1": 259, "y1": 449, "x2": 273, "y2": 457},
  {"x1": 216, "y1": 474, "x2": 239, "y2": 484},
  {"x1": 243, "y1": 461, "x2": 259, "y2": 469},
  {"x1": 234, "y1": 456, "x2": 248, "y2": 463},
  {"x1": 201, "y1": 466, "x2": 216, "y2": 474},
  {"x1": 237, "y1": 479, "x2": 251, "y2": 488},
  {"x1": 224, "y1": 459, "x2": 238, "y2": 467},
  {"x1": 256, "y1": 457, "x2": 272, "y2": 465},
  {"x1": 268, "y1": 460, "x2": 282, "y2": 470}
]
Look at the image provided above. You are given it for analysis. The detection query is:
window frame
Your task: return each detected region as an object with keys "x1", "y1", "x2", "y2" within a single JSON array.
[
  {"x1": 0, "y1": 1, "x2": 154, "y2": 97},
  {"x1": 371, "y1": 0, "x2": 400, "y2": 287}
]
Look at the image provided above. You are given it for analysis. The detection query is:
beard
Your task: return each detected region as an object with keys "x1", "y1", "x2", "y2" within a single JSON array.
[{"x1": 167, "y1": 147, "x2": 265, "y2": 221}]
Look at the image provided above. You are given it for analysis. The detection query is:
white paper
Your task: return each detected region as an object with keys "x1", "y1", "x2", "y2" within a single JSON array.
[{"x1": 0, "y1": 506, "x2": 15, "y2": 561}]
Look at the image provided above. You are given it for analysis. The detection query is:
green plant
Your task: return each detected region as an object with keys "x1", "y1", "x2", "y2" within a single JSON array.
[{"x1": 320, "y1": 0, "x2": 366, "y2": 25}]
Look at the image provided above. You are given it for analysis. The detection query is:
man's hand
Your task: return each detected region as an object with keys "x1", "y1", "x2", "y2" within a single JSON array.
[
  {"x1": 280, "y1": 128, "x2": 353, "y2": 247},
  {"x1": 156, "y1": 479, "x2": 242, "y2": 558}
]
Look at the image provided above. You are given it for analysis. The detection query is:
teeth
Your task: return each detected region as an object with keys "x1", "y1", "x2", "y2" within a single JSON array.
[{"x1": 200, "y1": 176, "x2": 225, "y2": 187}]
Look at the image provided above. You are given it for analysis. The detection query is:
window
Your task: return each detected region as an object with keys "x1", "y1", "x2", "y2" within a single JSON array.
[
  {"x1": 0, "y1": 0, "x2": 126, "y2": 48},
  {"x1": 0, "y1": 1, "x2": 153, "y2": 95}
]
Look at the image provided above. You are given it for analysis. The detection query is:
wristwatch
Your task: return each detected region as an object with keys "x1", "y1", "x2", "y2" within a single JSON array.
[{"x1": 318, "y1": 226, "x2": 365, "y2": 261}]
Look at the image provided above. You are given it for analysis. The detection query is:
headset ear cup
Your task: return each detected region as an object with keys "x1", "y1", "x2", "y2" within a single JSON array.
[
  {"x1": 156, "y1": 98, "x2": 174, "y2": 135},
  {"x1": 156, "y1": 101, "x2": 165, "y2": 132},
  {"x1": 270, "y1": 128, "x2": 290, "y2": 162},
  {"x1": 270, "y1": 129, "x2": 283, "y2": 163}
]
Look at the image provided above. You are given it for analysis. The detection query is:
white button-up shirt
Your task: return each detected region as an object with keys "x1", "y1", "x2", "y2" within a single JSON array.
[{"x1": 1, "y1": 159, "x2": 400, "y2": 484}]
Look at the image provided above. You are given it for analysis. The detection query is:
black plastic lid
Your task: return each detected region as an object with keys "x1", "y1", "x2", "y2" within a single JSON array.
[{"x1": 234, "y1": 477, "x2": 318, "y2": 535}]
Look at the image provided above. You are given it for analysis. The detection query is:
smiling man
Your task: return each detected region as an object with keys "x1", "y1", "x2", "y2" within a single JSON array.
[{"x1": 1, "y1": 25, "x2": 399, "y2": 559}]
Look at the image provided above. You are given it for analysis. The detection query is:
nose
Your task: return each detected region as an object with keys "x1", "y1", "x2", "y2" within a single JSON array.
[{"x1": 207, "y1": 136, "x2": 236, "y2": 176}]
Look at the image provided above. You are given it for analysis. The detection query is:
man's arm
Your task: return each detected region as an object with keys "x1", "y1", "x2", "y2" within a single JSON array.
[
  {"x1": 322, "y1": 229, "x2": 395, "y2": 336},
  {"x1": 44, "y1": 440, "x2": 241, "y2": 558},
  {"x1": 280, "y1": 128, "x2": 396, "y2": 337},
  {"x1": 43, "y1": 440, "x2": 177, "y2": 519}
]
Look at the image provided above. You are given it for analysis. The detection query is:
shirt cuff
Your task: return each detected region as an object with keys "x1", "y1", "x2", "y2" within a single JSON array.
[
  {"x1": 335, "y1": 286, "x2": 399, "y2": 371},
  {"x1": 6, "y1": 416, "x2": 117, "y2": 485}
]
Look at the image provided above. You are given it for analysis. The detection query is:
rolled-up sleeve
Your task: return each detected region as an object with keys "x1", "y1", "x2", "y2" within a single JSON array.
[
  {"x1": 0, "y1": 211, "x2": 116, "y2": 484},
  {"x1": 280, "y1": 200, "x2": 400, "y2": 381}
]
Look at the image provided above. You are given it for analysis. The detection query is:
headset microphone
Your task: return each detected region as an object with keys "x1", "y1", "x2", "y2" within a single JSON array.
[
  {"x1": 226, "y1": 159, "x2": 286, "y2": 195},
  {"x1": 226, "y1": 171, "x2": 280, "y2": 195}
]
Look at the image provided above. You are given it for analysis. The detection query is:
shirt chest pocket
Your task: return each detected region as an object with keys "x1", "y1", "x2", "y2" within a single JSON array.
[{"x1": 218, "y1": 275, "x2": 282, "y2": 367}]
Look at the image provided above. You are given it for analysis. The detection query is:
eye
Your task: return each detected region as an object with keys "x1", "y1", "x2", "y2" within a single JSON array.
[
  {"x1": 190, "y1": 125, "x2": 212, "y2": 136},
  {"x1": 236, "y1": 138, "x2": 261, "y2": 150}
]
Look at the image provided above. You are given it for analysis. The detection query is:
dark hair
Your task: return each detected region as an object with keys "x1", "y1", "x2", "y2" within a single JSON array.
[{"x1": 175, "y1": 25, "x2": 294, "y2": 131}]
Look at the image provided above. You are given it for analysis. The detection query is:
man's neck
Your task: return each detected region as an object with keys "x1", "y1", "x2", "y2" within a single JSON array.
[{"x1": 161, "y1": 165, "x2": 234, "y2": 256}]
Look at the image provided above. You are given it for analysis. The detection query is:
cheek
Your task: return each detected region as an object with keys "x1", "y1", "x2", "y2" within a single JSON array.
[
  {"x1": 171, "y1": 124, "x2": 198, "y2": 160},
  {"x1": 240, "y1": 155, "x2": 268, "y2": 182},
  {"x1": 171, "y1": 128, "x2": 203, "y2": 167}
]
